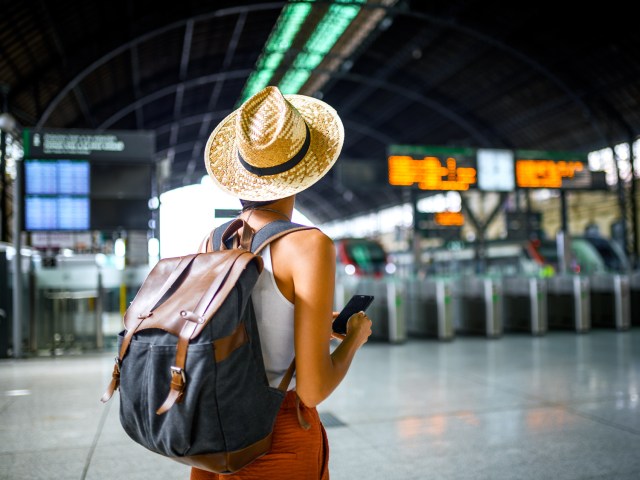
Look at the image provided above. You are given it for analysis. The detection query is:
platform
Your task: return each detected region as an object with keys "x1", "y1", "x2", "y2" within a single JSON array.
[{"x1": 1, "y1": 330, "x2": 639, "y2": 479}]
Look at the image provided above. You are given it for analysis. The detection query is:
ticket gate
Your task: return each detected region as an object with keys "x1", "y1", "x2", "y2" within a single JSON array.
[
  {"x1": 546, "y1": 275, "x2": 590, "y2": 332},
  {"x1": 631, "y1": 271, "x2": 640, "y2": 326},
  {"x1": 452, "y1": 276, "x2": 502, "y2": 338},
  {"x1": 335, "y1": 276, "x2": 406, "y2": 343},
  {"x1": 100, "y1": 266, "x2": 150, "y2": 347},
  {"x1": 589, "y1": 273, "x2": 630, "y2": 330},
  {"x1": 404, "y1": 277, "x2": 454, "y2": 340},
  {"x1": 502, "y1": 276, "x2": 547, "y2": 335},
  {"x1": 34, "y1": 266, "x2": 102, "y2": 354},
  {"x1": 0, "y1": 248, "x2": 10, "y2": 357}
]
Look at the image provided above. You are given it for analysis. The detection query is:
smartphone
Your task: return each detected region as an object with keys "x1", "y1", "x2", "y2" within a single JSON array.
[{"x1": 332, "y1": 295, "x2": 374, "y2": 335}]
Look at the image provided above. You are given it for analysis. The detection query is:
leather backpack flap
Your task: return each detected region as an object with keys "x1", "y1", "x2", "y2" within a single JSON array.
[
  {"x1": 123, "y1": 254, "x2": 192, "y2": 327},
  {"x1": 123, "y1": 250, "x2": 261, "y2": 338}
]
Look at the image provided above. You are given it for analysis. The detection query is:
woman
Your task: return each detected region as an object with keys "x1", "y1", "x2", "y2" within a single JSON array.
[{"x1": 191, "y1": 86, "x2": 372, "y2": 479}]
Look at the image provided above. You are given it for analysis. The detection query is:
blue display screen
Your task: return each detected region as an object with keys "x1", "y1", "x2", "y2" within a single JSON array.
[
  {"x1": 25, "y1": 196, "x2": 90, "y2": 231},
  {"x1": 24, "y1": 159, "x2": 90, "y2": 231},
  {"x1": 25, "y1": 159, "x2": 90, "y2": 195}
]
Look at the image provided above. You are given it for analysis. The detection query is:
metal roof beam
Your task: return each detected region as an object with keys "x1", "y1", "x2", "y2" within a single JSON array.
[
  {"x1": 338, "y1": 72, "x2": 493, "y2": 145},
  {"x1": 72, "y1": 87, "x2": 97, "y2": 128},
  {"x1": 97, "y1": 69, "x2": 251, "y2": 130},
  {"x1": 34, "y1": 3, "x2": 284, "y2": 128},
  {"x1": 387, "y1": 5, "x2": 611, "y2": 149},
  {"x1": 130, "y1": 45, "x2": 144, "y2": 129},
  {"x1": 193, "y1": 11, "x2": 249, "y2": 172},
  {"x1": 166, "y1": 19, "x2": 196, "y2": 162}
]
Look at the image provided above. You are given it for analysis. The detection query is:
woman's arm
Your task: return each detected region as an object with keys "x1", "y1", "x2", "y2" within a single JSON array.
[{"x1": 273, "y1": 229, "x2": 371, "y2": 408}]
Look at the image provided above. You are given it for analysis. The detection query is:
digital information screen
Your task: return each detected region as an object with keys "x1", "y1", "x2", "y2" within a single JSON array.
[
  {"x1": 415, "y1": 211, "x2": 463, "y2": 239},
  {"x1": 24, "y1": 159, "x2": 90, "y2": 231},
  {"x1": 24, "y1": 128, "x2": 155, "y2": 162},
  {"x1": 388, "y1": 145, "x2": 603, "y2": 192},
  {"x1": 388, "y1": 146, "x2": 477, "y2": 191},
  {"x1": 22, "y1": 128, "x2": 156, "y2": 233},
  {"x1": 25, "y1": 196, "x2": 89, "y2": 231},
  {"x1": 476, "y1": 148, "x2": 515, "y2": 192},
  {"x1": 25, "y1": 159, "x2": 90, "y2": 195},
  {"x1": 515, "y1": 150, "x2": 591, "y2": 189}
]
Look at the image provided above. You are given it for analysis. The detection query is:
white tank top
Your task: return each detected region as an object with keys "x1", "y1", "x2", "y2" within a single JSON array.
[{"x1": 251, "y1": 244, "x2": 296, "y2": 390}]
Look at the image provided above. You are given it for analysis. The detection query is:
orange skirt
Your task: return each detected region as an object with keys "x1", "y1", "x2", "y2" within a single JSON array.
[{"x1": 190, "y1": 391, "x2": 329, "y2": 480}]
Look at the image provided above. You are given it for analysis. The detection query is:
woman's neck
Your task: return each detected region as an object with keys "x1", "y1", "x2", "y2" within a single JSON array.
[{"x1": 241, "y1": 197, "x2": 295, "y2": 224}]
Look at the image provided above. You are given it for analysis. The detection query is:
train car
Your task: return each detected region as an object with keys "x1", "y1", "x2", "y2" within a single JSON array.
[
  {"x1": 334, "y1": 237, "x2": 395, "y2": 278},
  {"x1": 389, "y1": 239, "x2": 541, "y2": 278},
  {"x1": 529, "y1": 235, "x2": 631, "y2": 274}
]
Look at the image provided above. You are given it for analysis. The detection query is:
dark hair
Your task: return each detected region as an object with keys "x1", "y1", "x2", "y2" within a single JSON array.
[{"x1": 240, "y1": 199, "x2": 277, "y2": 211}]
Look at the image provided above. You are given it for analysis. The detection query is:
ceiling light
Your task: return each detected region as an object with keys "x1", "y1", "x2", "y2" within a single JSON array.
[
  {"x1": 239, "y1": 2, "x2": 314, "y2": 102},
  {"x1": 279, "y1": 0, "x2": 365, "y2": 94}
]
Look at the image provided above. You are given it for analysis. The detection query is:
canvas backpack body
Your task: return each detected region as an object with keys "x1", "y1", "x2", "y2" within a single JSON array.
[{"x1": 101, "y1": 219, "x2": 312, "y2": 473}]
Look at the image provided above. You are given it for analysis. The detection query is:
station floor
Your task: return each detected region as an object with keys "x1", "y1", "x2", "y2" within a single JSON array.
[{"x1": 1, "y1": 328, "x2": 639, "y2": 480}]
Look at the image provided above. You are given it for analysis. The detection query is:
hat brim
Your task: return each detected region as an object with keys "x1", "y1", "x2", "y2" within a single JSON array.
[{"x1": 205, "y1": 94, "x2": 344, "y2": 201}]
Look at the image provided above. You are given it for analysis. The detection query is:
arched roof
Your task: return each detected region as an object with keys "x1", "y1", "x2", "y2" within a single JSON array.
[{"x1": 2, "y1": 0, "x2": 639, "y2": 223}]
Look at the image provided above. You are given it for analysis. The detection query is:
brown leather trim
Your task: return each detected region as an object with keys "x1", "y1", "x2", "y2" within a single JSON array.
[
  {"x1": 100, "y1": 360, "x2": 121, "y2": 403},
  {"x1": 191, "y1": 252, "x2": 262, "y2": 339},
  {"x1": 155, "y1": 318, "x2": 198, "y2": 414},
  {"x1": 278, "y1": 358, "x2": 296, "y2": 392},
  {"x1": 124, "y1": 254, "x2": 198, "y2": 330},
  {"x1": 219, "y1": 219, "x2": 244, "y2": 251},
  {"x1": 171, "y1": 431, "x2": 273, "y2": 474},
  {"x1": 129, "y1": 250, "x2": 255, "y2": 337},
  {"x1": 239, "y1": 222, "x2": 255, "y2": 250},
  {"x1": 197, "y1": 234, "x2": 209, "y2": 253},
  {"x1": 213, "y1": 322, "x2": 248, "y2": 362}
]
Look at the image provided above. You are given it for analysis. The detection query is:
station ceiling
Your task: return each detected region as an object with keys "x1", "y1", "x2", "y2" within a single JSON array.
[{"x1": 2, "y1": 0, "x2": 640, "y2": 224}]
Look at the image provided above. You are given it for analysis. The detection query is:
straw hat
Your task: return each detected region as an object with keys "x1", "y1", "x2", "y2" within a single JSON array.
[{"x1": 204, "y1": 86, "x2": 344, "y2": 201}]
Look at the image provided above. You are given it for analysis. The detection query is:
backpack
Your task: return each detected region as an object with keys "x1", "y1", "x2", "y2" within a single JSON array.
[{"x1": 101, "y1": 218, "x2": 313, "y2": 474}]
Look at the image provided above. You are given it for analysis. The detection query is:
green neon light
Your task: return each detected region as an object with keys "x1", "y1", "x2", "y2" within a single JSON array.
[
  {"x1": 240, "y1": 2, "x2": 313, "y2": 102},
  {"x1": 279, "y1": 0, "x2": 364, "y2": 94}
]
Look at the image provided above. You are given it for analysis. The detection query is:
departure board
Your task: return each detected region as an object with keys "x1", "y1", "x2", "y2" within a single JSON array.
[
  {"x1": 25, "y1": 196, "x2": 89, "y2": 231},
  {"x1": 25, "y1": 159, "x2": 89, "y2": 195},
  {"x1": 415, "y1": 211, "x2": 463, "y2": 239},
  {"x1": 22, "y1": 128, "x2": 156, "y2": 233},
  {"x1": 387, "y1": 146, "x2": 477, "y2": 191},
  {"x1": 515, "y1": 150, "x2": 591, "y2": 189},
  {"x1": 388, "y1": 145, "x2": 603, "y2": 192},
  {"x1": 24, "y1": 159, "x2": 90, "y2": 231}
]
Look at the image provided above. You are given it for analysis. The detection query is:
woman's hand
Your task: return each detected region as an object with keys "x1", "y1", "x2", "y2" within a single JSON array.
[
  {"x1": 330, "y1": 311, "x2": 344, "y2": 340},
  {"x1": 330, "y1": 311, "x2": 372, "y2": 346},
  {"x1": 345, "y1": 311, "x2": 372, "y2": 347}
]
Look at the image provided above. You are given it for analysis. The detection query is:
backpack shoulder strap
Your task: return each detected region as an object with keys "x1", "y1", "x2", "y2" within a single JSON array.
[
  {"x1": 250, "y1": 220, "x2": 316, "y2": 254},
  {"x1": 209, "y1": 219, "x2": 316, "y2": 253},
  {"x1": 210, "y1": 220, "x2": 235, "y2": 252}
]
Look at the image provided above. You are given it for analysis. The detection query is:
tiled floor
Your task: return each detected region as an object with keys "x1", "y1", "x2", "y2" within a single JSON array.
[{"x1": 1, "y1": 329, "x2": 639, "y2": 480}]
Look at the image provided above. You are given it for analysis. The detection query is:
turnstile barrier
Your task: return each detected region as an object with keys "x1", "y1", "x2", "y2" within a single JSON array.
[
  {"x1": 404, "y1": 277, "x2": 454, "y2": 340},
  {"x1": 546, "y1": 275, "x2": 590, "y2": 332},
  {"x1": 35, "y1": 266, "x2": 102, "y2": 354},
  {"x1": 502, "y1": 276, "x2": 547, "y2": 335},
  {"x1": 451, "y1": 276, "x2": 502, "y2": 338},
  {"x1": 335, "y1": 276, "x2": 406, "y2": 343},
  {"x1": 630, "y1": 271, "x2": 640, "y2": 326},
  {"x1": 589, "y1": 273, "x2": 630, "y2": 330}
]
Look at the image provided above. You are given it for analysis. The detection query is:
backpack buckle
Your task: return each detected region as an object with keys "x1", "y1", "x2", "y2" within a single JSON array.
[{"x1": 170, "y1": 366, "x2": 186, "y2": 383}]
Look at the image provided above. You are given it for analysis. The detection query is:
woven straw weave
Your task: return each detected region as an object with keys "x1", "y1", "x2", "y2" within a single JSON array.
[{"x1": 205, "y1": 86, "x2": 344, "y2": 201}]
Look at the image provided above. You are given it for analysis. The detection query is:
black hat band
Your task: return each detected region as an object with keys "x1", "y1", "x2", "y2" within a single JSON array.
[{"x1": 238, "y1": 123, "x2": 311, "y2": 177}]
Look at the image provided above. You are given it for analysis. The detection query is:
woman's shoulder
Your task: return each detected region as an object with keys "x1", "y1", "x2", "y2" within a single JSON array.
[
  {"x1": 274, "y1": 226, "x2": 334, "y2": 258},
  {"x1": 269, "y1": 226, "x2": 335, "y2": 285}
]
